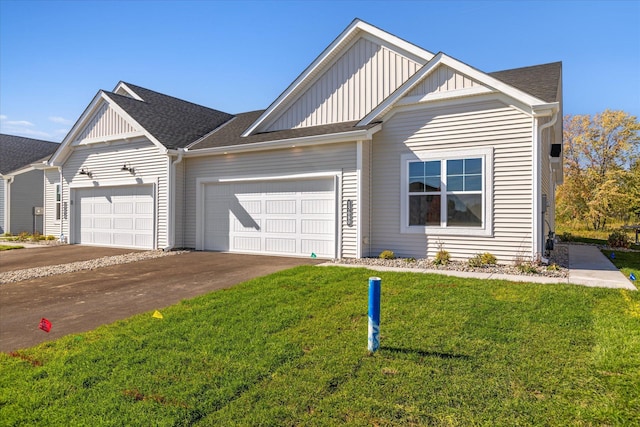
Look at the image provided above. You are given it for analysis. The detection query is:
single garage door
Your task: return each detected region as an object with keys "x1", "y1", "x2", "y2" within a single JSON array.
[
  {"x1": 203, "y1": 178, "x2": 336, "y2": 258},
  {"x1": 74, "y1": 185, "x2": 154, "y2": 249}
]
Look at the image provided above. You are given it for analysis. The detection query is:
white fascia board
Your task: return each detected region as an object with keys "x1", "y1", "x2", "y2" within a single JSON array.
[
  {"x1": 186, "y1": 124, "x2": 382, "y2": 158},
  {"x1": 359, "y1": 53, "x2": 552, "y2": 126},
  {"x1": 113, "y1": 81, "x2": 144, "y2": 101},
  {"x1": 241, "y1": 19, "x2": 433, "y2": 137}
]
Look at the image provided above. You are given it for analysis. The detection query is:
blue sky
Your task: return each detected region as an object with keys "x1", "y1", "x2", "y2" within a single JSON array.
[{"x1": 1, "y1": 0, "x2": 638, "y2": 142}]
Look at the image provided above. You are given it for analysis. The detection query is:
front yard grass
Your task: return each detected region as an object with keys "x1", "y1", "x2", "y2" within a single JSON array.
[
  {"x1": 602, "y1": 249, "x2": 640, "y2": 283},
  {"x1": 1, "y1": 266, "x2": 639, "y2": 426},
  {"x1": 0, "y1": 244, "x2": 24, "y2": 251}
]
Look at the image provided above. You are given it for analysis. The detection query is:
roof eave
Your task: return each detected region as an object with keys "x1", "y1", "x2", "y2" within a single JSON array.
[{"x1": 187, "y1": 124, "x2": 382, "y2": 157}]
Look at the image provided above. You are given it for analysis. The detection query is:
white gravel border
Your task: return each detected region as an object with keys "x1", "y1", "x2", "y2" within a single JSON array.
[{"x1": 1, "y1": 250, "x2": 188, "y2": 285}]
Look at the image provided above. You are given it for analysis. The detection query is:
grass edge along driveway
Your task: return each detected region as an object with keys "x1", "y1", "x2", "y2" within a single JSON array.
[{"x1": 1, "y1": 266, "x2": 639, "y2": 426}]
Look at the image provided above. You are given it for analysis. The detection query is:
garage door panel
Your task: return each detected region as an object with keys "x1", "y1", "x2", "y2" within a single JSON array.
[
  {"x1": 265, "y1": 238, "x2": 296, "y2": 253},
  {"x1": 266, "y1": 200, "x2": 296, "y2": 214},
  {"x1": 75, "y1": 185, "x2": 154, "y2": 249},
  {"x1": 203, "y1": 178, "x2": 336, "y2": 258},
  {"x1": 234, "y1": 236, "x2": 261, "y2": 251},
  {"x1": 301, "y1": 199, "x2": 333, "y2": 214},
  {"x1": 265, "y1": 219, "x2": 296, "y2": 233},
  {"x1": 301, "y1": 239, "x2": 333, "y2": 256}
]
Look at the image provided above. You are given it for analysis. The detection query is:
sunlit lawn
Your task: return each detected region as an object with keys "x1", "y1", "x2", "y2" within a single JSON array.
[{"x1": 1, "y1": 266, "x2": 639, "y2": 426}]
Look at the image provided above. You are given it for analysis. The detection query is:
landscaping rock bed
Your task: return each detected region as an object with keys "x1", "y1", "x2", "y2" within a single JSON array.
[{"x1": 331, "y1": 244, "x2": 569, "y2": 278}]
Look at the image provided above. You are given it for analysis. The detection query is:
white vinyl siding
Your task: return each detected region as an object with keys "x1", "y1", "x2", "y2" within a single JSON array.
[
  {"x1": 73, "y1": 103, "x2": 138, "y2": 144},
  {"x1": 183, "y1": 142, "x2": 358, "y2": 257},
  {"x1": 266, "y1": 37, "x2": 421, "y2": 131},
  {"x1": 43, "y1": 168, "x2": 60, "y2": 237},
  {"x1": 60, "y1": 139, "x2": 168, "y2": 248},
  {"x1": 370, "y1": 100, "x2": 534, "y2": 263},
  {"x1": 0, "y1": 179, "x2": 5, "y2": 234}
]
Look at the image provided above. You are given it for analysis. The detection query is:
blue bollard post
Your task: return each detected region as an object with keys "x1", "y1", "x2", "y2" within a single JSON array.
[{"x1": 368, "y1": 277, "x2": 381, "y2": 352}]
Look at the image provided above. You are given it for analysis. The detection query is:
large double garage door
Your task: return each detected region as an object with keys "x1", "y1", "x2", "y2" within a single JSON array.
[
  {"x1": 202, "y1": 178, "x2": 337, "y2": 258},
  {"x1": 74, "y1": 185, "x2": 154, "y2": 249}
]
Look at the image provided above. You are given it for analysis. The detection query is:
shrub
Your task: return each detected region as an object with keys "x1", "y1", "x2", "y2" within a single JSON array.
[
  {"x1": 379, "y1": 250, "x2": 396, "y2": 260},
  {"x1": 560, "y1": 232, "x2": 575, "y2": 242},
  {"x1": 480, "y1": 252, "x2": 497, "y2": 265},
  {"x1": 405, "y1": 257, "x2": 416, "y2": 263},
  {"x1": 547, "y1": 263, "x2": 560, "y2": 271},
  {"x1": 2, "y1": 232, "x2": 12, "y2": 237},
  {"x1": 17, "y1": 232, "x2": 29, "y2": 242},
  {"x1": 517, "y1": 262, "x2": 538, "y2": 274},
  {"x1": 434, "y1": 251, "x2": 450, "y2": 265},
  {"x1": 31, "y1": 232, "x2": 41, "y2": 242},
  {"x1": 607, "y1": 229, "x2": 631, "y2": 249},
  {"x1": 468, "y1": 254, "x2": 483, "y2": 267},
  {"x1": 45, "y1": 235, "x2": 56, "y2": 241}
]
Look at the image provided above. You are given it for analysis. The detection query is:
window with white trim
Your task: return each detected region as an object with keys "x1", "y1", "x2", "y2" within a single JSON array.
[
  {"x1": 401, "y1": 148, "x2": 493, "y2": 236},
  {"x1": 55, "y1": 183, "x2": 61, "y2": 221}
]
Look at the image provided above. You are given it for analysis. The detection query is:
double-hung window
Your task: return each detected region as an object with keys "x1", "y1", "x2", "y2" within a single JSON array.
[{"x1": 402, "y1": 148, "x2": 493, "y2": 236}]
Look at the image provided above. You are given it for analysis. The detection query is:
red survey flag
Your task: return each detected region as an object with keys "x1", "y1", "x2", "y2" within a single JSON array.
[{"x1": 39, "y1": 318, "x2": 52, "y2": 333}]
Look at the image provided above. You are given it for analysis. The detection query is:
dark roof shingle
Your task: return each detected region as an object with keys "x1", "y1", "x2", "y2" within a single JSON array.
[
  {"x1": 489, "y1": 61, "x2": 562, "y2": 103},
  {"x1": 107, "y1": 83, "x2": 235, "y2": 149},
  {"x1": 189, "y1": 110, "x2": 380, "y2": 151},
  {"x1": 0, "y1": 134, "x2": 59, "y2": 174}
]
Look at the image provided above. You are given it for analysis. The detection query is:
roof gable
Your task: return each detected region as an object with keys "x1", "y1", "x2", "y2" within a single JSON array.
[
  {"x1": 0, "y1": 134, "x2": 58, "y2": 175},
  {"x1": 358, "y1": 53, "x2": 561, "y2": 125},
  {"x1": 70, "y1": 99, "x2": 141, "y2": 146},
  {"x1": 242, "y1": 19, "x2": 434, "y2": 136}
]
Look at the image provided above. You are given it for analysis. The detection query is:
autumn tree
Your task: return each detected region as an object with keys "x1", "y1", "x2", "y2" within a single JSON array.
[{"x1": 556, "y1": 110, "x2": 640, "y2": 230}]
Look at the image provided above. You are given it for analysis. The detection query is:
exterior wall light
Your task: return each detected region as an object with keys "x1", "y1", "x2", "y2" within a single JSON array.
[{"x1": 121, "y1": 163, "x2": 135, "y2": 174}]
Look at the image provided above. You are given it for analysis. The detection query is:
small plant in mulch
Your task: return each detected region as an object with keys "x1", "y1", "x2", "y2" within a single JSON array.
[{"x1": 433, "y1": 241, "x2": 450, "y2": 266}]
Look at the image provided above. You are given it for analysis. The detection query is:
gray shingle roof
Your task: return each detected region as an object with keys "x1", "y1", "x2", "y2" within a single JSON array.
[
  {"x1": 106, "y1": 83, "x2": 235, "y2": 149},
  {"x1": 189, "y1": 110, "x2": 380, "y2": 151},
  {"x1": 489, "y1": 61, "x2": 562, "y2": 103},
  {"x1": 0, "y1": 134, "x2": 59, "y2": 175}
]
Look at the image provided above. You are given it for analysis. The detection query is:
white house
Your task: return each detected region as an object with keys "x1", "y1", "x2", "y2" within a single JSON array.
[
  {"x1": 0, "y1": 134, "x2": 59, "y2": 235},
  {"x1": 45, "y1": 19, "x2": 562, "y2": 263}
]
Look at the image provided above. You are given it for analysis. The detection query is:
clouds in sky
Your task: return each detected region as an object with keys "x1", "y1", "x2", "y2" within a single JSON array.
[{"x1": 0, "y1": 114, "x2": 70, "y2": 141}]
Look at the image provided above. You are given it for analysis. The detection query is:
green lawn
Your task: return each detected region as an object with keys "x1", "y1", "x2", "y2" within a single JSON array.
[
  {"x1": 1, "y1": 266, "x2": 639, "y2": 426},
  {"x1": 602, "y1": 249, "x2": 640, "y2": 283},
  {"x1": 0, "y1": 244, "x2": 23, "y2": 251}
]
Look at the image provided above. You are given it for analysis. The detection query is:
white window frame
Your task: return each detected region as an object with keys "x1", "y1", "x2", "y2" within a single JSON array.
[
  {"x1": 400, "y1": 147, "x2": 493, "y2": 236},
  {"x1": 55, "y1": 183, "x2": 61, "y2": 222}
]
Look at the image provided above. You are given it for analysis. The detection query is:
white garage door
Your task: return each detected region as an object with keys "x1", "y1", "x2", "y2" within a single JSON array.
[
  {"x1": 203, "y1": 179, "x2": 336, "y2": 258},
  {"x1": 74, "y1": 185, "x2": 154, "y2": 249}
]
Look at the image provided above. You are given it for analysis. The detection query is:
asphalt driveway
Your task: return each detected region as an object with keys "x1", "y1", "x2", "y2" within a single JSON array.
[{"x1": 0, "y1": 246, "x2": 321, "y2": 352}]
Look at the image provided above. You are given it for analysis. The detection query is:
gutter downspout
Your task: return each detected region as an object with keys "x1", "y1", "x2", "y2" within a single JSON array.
[
  {"x1": 536, "y1": 109, "x2": 559, "y2": 263},
  {"x1": 164, "y1": 148, "x2": 185, "y2": 251}
]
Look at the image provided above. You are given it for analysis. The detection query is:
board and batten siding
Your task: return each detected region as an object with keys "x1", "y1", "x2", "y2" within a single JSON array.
[
  {"x1": 369, "y1": 100, "x2": 535, "y2": 263},
  {"x1": 73, "y1": 103, "x2": 137, "y2": 144},
  {"x1": 407, "y1": 65, "x2": 478, "y2": 97},
  {"x1": 182, "y1": 142, "x2": 358, "y2": 257},
  {"x1": 43, "y1": 168, "x2": 60, "y2": 237},
  {"x1": 266, "y1": 37, "x2": 421, "y2": 132},
  {"x1": 173, "y1": 158, "x2": 187, "y2": 248},
  {"x1": 60, "y1": 140, "x2": 169, "y2": 248}
]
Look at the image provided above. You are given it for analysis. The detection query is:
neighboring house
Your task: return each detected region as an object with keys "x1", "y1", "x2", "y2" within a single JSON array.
[
  {"x1": 46, "y1": 19, "x2": 562, "y2": 263},
  {"x1": 0, "y1": 134, "x2": 59, "y2": 235}
]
